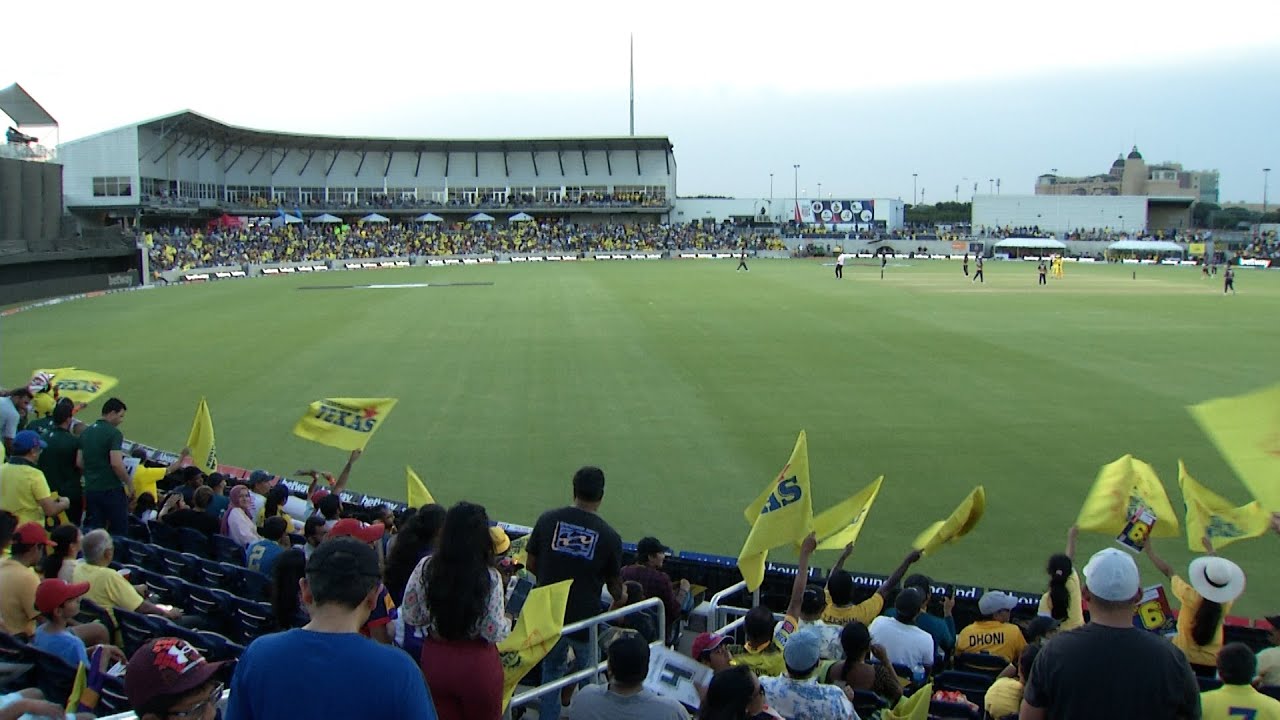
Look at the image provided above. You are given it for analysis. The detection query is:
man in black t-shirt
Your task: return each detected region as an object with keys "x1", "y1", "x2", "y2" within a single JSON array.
[
  {"x1": 526, "y1": 466, "x2": 623, "y2": 720},
  {"x1": 1021, "y1": 548, "x2": 1200, "y2": 720}
]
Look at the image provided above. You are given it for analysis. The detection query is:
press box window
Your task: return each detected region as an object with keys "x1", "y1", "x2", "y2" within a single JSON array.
[{"x1": 92, "y1": 176, "x2": 133, "y2": 197}]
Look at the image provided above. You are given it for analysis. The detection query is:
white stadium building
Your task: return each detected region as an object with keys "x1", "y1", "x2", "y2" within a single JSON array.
[{"x1": 56, "y1": 110, "x2": 677, "y2": 226}]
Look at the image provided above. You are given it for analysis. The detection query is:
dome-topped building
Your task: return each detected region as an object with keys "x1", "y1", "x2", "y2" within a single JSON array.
[{"x1": 1127, "y1": 146, "x2": 1143, "y2": 161}]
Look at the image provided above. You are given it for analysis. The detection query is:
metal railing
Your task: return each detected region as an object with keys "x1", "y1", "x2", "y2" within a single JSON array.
[{"x1": 508, "y1": 597, "x2": 665, "y2": 710}]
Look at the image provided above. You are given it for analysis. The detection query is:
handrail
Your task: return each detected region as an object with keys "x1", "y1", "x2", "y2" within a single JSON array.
[
  {"x1": 508, "y1": 596, "x2": 666, "y2": 709},
  {"x1": 707, "y1": 580, "x2": 747, "y2": 631}
]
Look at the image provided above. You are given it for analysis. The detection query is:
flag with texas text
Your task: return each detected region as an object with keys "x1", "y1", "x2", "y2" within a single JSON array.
[{"x1": 292, "y1": 398, "x2": 398, "y2": 451}]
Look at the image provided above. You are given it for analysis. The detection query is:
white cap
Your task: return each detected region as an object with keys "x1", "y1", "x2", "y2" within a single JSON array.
[
  {"x1": 1083, "y1": 548, "x2": 1141, "y2": 602},
  {"x1": 978, "y1": 590, "x2": 1020, "y2": 616}
]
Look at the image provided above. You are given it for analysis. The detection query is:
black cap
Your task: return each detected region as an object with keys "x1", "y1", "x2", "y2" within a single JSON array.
[
  {"x1": 606, "y1": 633, "x2": 649, "y2": 684},
  {"x1": 636, "y1": 537, "x2": 671, "y2": 558},
  {"x1": 895, "y1": 587, "x2": 925, "y2": 618},
  {"x1": 1266, "y1": 615, "x2": 1280, "y2": 630},
  {"x1": 306, "y1": 537, "x2": 381, "y2": 580}
]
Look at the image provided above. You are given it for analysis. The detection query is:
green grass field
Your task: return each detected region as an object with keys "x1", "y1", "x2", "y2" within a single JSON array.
[{"x1": 3, "y1": 258, "x2": 1277, "y2": 614}]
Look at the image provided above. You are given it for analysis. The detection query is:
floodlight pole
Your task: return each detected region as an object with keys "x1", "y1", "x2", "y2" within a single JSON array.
[
  {"x1": 793, "y1": 164, "x2": 800, "y2": 225},
  {"x1": 1264, "y1": 168, "x2": 1271, "y2": 216},
  {"x1": 629, "y1": 33, "x2": 635, "y2": 137}
]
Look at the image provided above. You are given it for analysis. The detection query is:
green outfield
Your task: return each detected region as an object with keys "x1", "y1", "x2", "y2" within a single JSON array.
[{"x1": 3, "y1": 258, "x2": 1277, "y2": 614}]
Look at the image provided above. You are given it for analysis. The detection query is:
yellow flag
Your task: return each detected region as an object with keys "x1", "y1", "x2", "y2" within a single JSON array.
[
  {"x1": 407, "y1": 466, "x2": 435, "y2": 507},
  {"x1": 1075, "y1": 454, "x2": 1180, "y2": 537},
  {"x1": 292, "y1": 398, "x2": 398, "y2": 451},
  {"x1": 1179, "y1": 460, "x2": 1271, "y2": 551},
  {"x1": 737, "y1": 431, "x2": 814, "y2": 591},
  {"x1": 35, "y1": 367, "x2": 119, "y2": 408},
  {"x1": 884, "y1": 682, "x2": 933, "y2": 720},
  {"x1": 813, "y1": 476, "x2": 884, "y2": 550},
  {"x1": 186, "y1": 397, "x2": 218, "y2": 474},
  {"x1": 1189, "y1": 383, "x2": 1280, "y2": 511},
  {"x1": 66, "y1": 662, "x2": 86, "y2": 713},
  {"x1": 912, "y1": 486, "x2": 986, "y2": 556},
  {"x1": 496, "y1": 579, "x2": 573, "y2": 711}
]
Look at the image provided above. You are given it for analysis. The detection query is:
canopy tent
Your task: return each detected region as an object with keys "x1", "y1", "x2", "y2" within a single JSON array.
[
  {"x1": 1106, "y1": 239, "x2": 1184, "y2": 253},
  {"x1": 415, "y1": 212, "x2": 444, "y2": 222},
  {"x1": 508, "y1": 212, "x2": 535, "y2": 222},
  {"x1": 311, "y1": 213, "x2": 342, "y2": 223},
  {"x1": 207, "y1": 214, "x2": 243, "y2": 230},
  {"x1": 467, "y1": 212, "x2": 495, "y2": 222},
  {"x1": 270, "y1": 214, "x2": 303, "y2": 228},
  {"x1": 993, "y1": 237, "x2": 1066, "y2": 250},
  {"x1": 359, "y1": 213, "x2": 390, "y2": 223}
]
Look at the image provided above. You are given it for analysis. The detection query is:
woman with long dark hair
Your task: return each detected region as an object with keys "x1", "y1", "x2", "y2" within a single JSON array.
[
  {"x1": 400, "y1": 502, "x2": 510, "y2": 720},
  {"x1": 1038, "y1": 526, "x2": 1084, "y2": 630},
  {"x1": 383, "y1": 504, "x2": 445, "y2": 605},
  {"x1": 269, "y1": 548, "x2": 309, "y2": 630},
  {"x1": 699, "y1": 665, "x2": 768, "y2": 720},
  {"x1": 40, "y1": 524, "x2": 81, "y2": 582},
  {"x1": 822, "y1": 621, "x2": 902, "y2": 703},
  {"x1": 1146, "y1": 537, "x2": 1245, "y2": 675}
]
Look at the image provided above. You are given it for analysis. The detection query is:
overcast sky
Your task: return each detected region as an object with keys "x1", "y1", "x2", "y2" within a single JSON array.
[{"x1": 4, "y1": 0, "x2": 1277, "y2": 203}]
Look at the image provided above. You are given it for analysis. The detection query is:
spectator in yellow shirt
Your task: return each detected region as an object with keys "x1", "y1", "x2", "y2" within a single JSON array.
[
  {"x1": 0, "y1": 431, "x2": 69, "y2": 525},
  {"x1": 1039, "y1": 526, "x2": 1084, "y2": 631},
  {"x1": 984, "y1": 643, "x2": 1040, "y2": 719},
  {"x1": 822, "y1": 542, "x2": 922, "y2": 627},
  {"x1": 1200, "y1": 643, "x2": 1280, "y2": 720},
  {"x1": 730, "y1": 533, "x2": 818, "y2": 679},
  {"x1": 1146, "y1": 537, "x2": 1246, "y2": 675},
  {"x1": 955, "y1": 591, "x2": 1027, "y2": 664}
]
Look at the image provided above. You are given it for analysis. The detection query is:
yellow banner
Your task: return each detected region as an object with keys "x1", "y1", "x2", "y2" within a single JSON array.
[
  {"x1": 1188, "y1": 242, "x2": 1206, "y2": 256},
  {"x1": 34, "y1": 367, "x2": 118, "y2": 408},
  {"x1": 813, "y1": 476, "x2": 884, "y2": 550},
  {"x1": 1189, "y1": 383, "x2": 1280, "y2": 511},
  {"x1": 884, "y1": 682, "x2": 934, "y2": 720},
  {"x1": 738, "y1": 431, "x2": 814, "y2": 591},
  {"x1": 292, "y1": 397, "x2": 398, "y2": 451},
  {"x1": 186, "y1": 397, "x2": 218, "y2": 474},
  {"x1": 912, "y1": 487, "x2": 985, "y2": 556},
  {"x1": 406, "y1": 466, "x2": 435, "y2": 507},
  {"x1": 1179, "y1": 460, "x2": 1271, "y2": 551},
  {"x1": 1075, "y1": 454, "x2": 1180, "y2": 537},
  {"x1": 496, "y1": 579, "x2": 572, "y2": 711}
]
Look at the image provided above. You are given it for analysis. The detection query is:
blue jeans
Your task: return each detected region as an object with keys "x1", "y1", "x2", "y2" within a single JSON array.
[
  {"x1": 536, "y1": 633, "x2": 594, "y2": 720},
  {"x1": 85, "y1": 487, "x2": 129, "y2": 536}
]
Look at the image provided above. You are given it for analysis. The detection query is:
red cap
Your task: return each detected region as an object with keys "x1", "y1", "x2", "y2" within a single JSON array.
[
  {"x1": 328, "y1": 518, "x2": 385, "y2": 544},
  {"x1": 308, "y1": 488, "x2": 331, "y2": 506},
  {"x1": 13, "y1": 522, "x2": 55, "y2": 547},
  {"x1": 125, "y1": 638, "x2": 226, "y2": 712},
  {"x1": 691, "y1": 632, "x2": 728, "y2": 660},
  {"x1": 35, "y1": 579, "x2": 91, "y2": 615}
]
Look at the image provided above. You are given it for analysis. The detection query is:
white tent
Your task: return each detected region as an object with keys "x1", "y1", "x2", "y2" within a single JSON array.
[
  {"x1": 1106, "y1": 239, "x2": 1184, "y2": 253},
  {"x1": 467, "y1": 212, "x2": 495, "y2": 222},
  {"x1": 360, "y1": 213, "x2": 390, "y2": 223},
  {"x1": 415, "y1": 213, "x2": 444, "y2": 223},
  {"x1": 270, "y1": 214, "x2": 303, "y2": 228},
  {"x1": 311, "y1": 213, "x2": 342, "y2": 223},
  {"x1": 993, "y1": 237, "x2": 1067, "y2": 250},
  {"x1": 508, "y1": 212, "x2": 534, "y2": 222}
]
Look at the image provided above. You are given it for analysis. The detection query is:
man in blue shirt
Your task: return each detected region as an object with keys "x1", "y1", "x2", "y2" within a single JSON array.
[
  {"x1": 225, "y1": 538, "x2": 437, "y2": 720},
  {"x1": 246, "y1": 517, "x2": 289, "y2": 577}
]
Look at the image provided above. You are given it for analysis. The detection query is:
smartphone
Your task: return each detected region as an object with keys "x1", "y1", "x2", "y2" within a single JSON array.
[{"x1": 505, "y1": 577, "x2": 534, "y2": 617}]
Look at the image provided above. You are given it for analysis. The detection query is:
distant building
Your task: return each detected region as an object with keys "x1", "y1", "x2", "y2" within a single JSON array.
[{"x1": 1035, "y1": 147, "x2": 1219, "y2": 204}]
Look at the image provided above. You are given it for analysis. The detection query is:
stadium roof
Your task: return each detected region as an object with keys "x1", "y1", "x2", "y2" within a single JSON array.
[
  {"x1": 0, "y1": 83, "x2": 57, "y2": 126},
  {"x1": 127, "y1": 110, "x2": 673, "y2": 153}
]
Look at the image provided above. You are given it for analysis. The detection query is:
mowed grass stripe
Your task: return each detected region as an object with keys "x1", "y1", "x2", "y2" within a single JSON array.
[{"x1": 2, "y1": 260, "x2": 1276, "y2": 613}]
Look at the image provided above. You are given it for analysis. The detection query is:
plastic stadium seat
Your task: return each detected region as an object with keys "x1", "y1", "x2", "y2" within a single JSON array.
[
  {"x1": 213, "y1": 534, "x2": 246, "y2": 566},
  {"x1": 127, "y1": 517, "x2": 151, "y2": 543},
  {"x1": 145, "y1": 574, "x2": 190, "y2": 608},
  {"x1": 149, "y1": 520, "x2": 181, "y2": 550},
  {"x1": 238, "y1": 568, "x2": 272, "y2": 602},
  {"x1": 851, "y1": 689, "x2": 889, "y2": 718},
  {"x1": 110, "y1": 535, "x2": 136, "y2": 565},
  {"x1": 157, "y1": 547, "x2": 200, "y2": 581},
  {"x1": 74, "y1": 599, "x2": 117, "y2": 644},
  {"x1": 184, "y1": 584, "x2": 237, "y2": 636},
  {"x1": 953, "y1": 653, "x2": 1011, "y2": 677},
  {"x1": 28, "y1": 645, "x2": 79, "y2": 707},
  {"x1": 95, "y1": 675, "x2": 131, "y2": 716},
  {"x1": 129, "y1": 542, "x2": 166, "y2": 574},
  {"x1": 229, "y1": 598, "x2": 275, "y2": 645},
  {"x1": 933, "y1": 670, "x2": 994, "y2": 707},
  {"x1": 929, "y1": 698, "x2": 980, "y2": 719},
  {"x1": 196, "y1": 558, "x2": 233, "y2": 590},
  {"x1": 177, "y1": 527, "x2": 213, "y2": 557},
  {"x1": 194, "y1": 630, "x2": 244, "y2": 662},
  {"x1": 115, "y1": 608, "x2": 166, "y2": 657}
]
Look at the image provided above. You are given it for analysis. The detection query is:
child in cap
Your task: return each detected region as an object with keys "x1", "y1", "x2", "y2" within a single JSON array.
[{"x1": 33, "y1": 578, "x2": 126, "y2": 670}]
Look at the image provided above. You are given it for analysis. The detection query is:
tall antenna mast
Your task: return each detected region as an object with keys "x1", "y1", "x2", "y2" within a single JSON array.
[{"x1": 629, "y1": 33, "x2": 635, "y2": 136}]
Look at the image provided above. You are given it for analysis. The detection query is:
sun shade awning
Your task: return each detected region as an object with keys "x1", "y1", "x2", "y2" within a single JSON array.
[{"x1": 0, "y1": 84, "x2": 57, "y2": 126}]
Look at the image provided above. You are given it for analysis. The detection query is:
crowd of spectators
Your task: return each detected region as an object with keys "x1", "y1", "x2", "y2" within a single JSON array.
[
  {"x1": 143, "y1": 222, "x2": 786, "y2": 272},
  {"x1": 3, "y1": 387, "x2": 1280, "y2": 719},
  {"x1": 141, "y1": 190, "x2": 670, "y2": 212}
]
